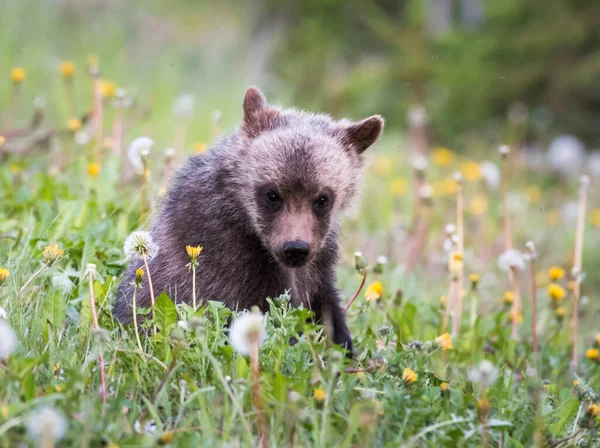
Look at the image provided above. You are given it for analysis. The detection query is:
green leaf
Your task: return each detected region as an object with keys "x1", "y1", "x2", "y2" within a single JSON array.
[
  {"x1": 22, "y1": 372, "x2": 36, "y2": 401},
  {"x1": 42, "y1": 290, "x2": 65, "y2": 328},
  {"x1": 154, "y1": 292, "x2": 177, "y2": 334},
  {"x1": 548, "y1": 397, "x2": 580, "y2": 436}
]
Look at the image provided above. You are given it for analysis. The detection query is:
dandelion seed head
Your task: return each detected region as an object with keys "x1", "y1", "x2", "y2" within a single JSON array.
[
  {"x1": 26, "y1": 407, "x2": 67, "y2": 442},
  {"x1": 468, "y1": 360, "x2": 497, "y2": 387},
  {"x1": 172, "y1": 94, "x2": 196, "y2": 119},
  {"x1": 411, "y1": 154, "x2": 429, "y2": 172},
  {"x1": 480, "y1": 161, "x2": 501, "y2": 190},
  {"x1": 547, "y1": 135, "x2": 585, "y2": 178},
  {"x1": 51, "y1": 272, "x2": 74, "y2": 294},
  {"x1": 74, "y1": 130, "x2": 90, "y2": 145},
  {"x1": 164, "y1": 147, "x2": 176, "y2": 159},
  {"x1": 407, "y1": 105, "x2": 428, "y2": 127},
  {"x1": 498, "y1": 145, "x2": 510, "y2": 156},
  {"x1": 229, "y1": 311, "x2": 267, "y2": 356},
  {"x1": 498, "y1": 249, "x2": 525, "y2": 272},
  {"x1": 127, "y1": 137, "x2": 154, "y2": 174},
  {"x1": 124, "y1": 231, "x2": 159, "y2": 261}
]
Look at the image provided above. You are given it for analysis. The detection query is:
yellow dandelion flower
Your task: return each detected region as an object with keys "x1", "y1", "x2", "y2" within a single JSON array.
[
  {"x1": 435, "y1": 332, "x2": 453, "y2": 351},
  {"x1": 478, "y1": 398, "x2": 490, "y2": 413},
  {"x1": 68, "y1": 118, "x2": 82, "y2": 132},
  {"x1": 43, "y1": 244, "x2": 64, "y2": 266},
  {"x1": 439, "y1": 295, "x2": 447, "y2": 308},
  {"x1": 365, "y1": 281, "x2": 383, "y2": 302},
  {"x1": 87, "y1": 163, "x2": 101, "y2": 177},
  {"x1": 402, "y1": 368, "x2": 418, "y2": 384},
  {"x1": 59, "y1": 60, "x2": 75, "y2": 78},
  {"x1": 313, "y1": 389, "x2": 327, "y2": 403},
  {"x1": 588, "y1": 404, "x2": 600, "y2": 417},
  {"x1": 547, "y1": 283, "x2": 566, "y2": 301},
  {"x1": 0, "y1": 268, "x2": 9, "y2": 286},
  {"x1": 503, "y1": 291, "x2": 514, "y2": 305},
  {"x1": 526, "y1": 185, "x2": 541, "y2": 203},
  {"x1": 10, "y1": 67, "x2": 26, "y2": 84},
  {"x1": 509, "y1": 311, "x2": 523, "y2": 323},
  {"x1": 0, "y1": 136, "x2": 5, "y2": 146},
  {"x1": 135, "y1": 268, "x2": 144, "y2": 286},
  {"x1": 440, "y1": 382, "x2": 449, "y2": 392},
  {"x1": 186, "y1": 245, "x2": 203, "y2": 267},
  {"x1": 555, "y1": 307, "x2": 566, "y2": 319},
  {"x1": 373, "y1": 155, "x2": 391, "y2": 175},
  {"x1": 587, "y1": 349, "x2": 600, "y2": 361},
  {"x1": 431, "y1": 147, "x2": 454, "y2": 166},
  {"x1": 591, "y1": 209, "x2": 600, "y2": 228},
  {"x1": 99, "y1": 80, "x2": 117, "y2": 98},
  {"x1": 469, "y1": 194, "x2": 488, "y2": 216},
  {"x1": 193, "y1": 142, "x2": 207, "y2": 153},
  {"x1": 159, "y1": 432, "x2": 174, "y2": 444},
  {"x1": 573, "y1": 380, "x2": 581, "y2": 387},
  {"x1": 432, "y1": 177, "x2": 458, "y2": 197},
  {"x1": 390, "y1": 177, "x2": 408, "y2": 196},
  {"x1": 460, "y1": 161, "x2": 482, "y2": 182},
  {"x1": 469, "y1": 273, "x2": 480, "y2": 287},
  {"x1": 548, "y1": 267, "x2": 565, "y2": 281},
  {"x1": 449, "y1": 252, "x2": 464, "y2": 274}
]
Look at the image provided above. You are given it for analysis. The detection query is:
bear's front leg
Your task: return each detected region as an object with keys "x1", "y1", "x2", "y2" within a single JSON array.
[{"x1": 312, "y1": 286, "x2": 353, "y2": 357}]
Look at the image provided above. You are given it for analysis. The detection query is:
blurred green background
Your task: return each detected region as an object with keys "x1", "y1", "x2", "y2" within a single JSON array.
[{"x1": 1, "y1": 0, "x2": 599, "y2": 148}]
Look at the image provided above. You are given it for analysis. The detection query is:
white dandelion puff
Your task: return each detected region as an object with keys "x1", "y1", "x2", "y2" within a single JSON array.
[
  {"x1": 467, "y1": 360, "x2": 498, "y2": 388},
  {"x1": 74, "y1": 131, "x2": 90, "y2": 145},
  {"x1": 127, "y1": 136, "x2": 154, "y2": 175},
  {"x1": 124, "y1": 231, "x2": 159, "y2": 261},
  {"x1": 0, "y1": 319, "x2": 17, "y2": 359},
  {"x1": 0, "y1": 307, "x2": 7, "y2": 320},
  {"x1": 172, "y1": 94, "x2": 196, "y2": 119},
  {"x1": 407, "y1": 105, "x2": 428, "y2": 127},
  {"x1": 498, "y1": 249, "x2": 526, "y2": 272},
  {"x1": 411, "y1": 153, "x2": 429, "y2": 172},
  {"x1": 51, "y1": 272, "x2": 75, "y2": 294},
  {"x1": 229, "y1": 311, "x2": 267, "y2": 356},
  {"x1": 164, "y1": 147, "x2": 176, "y2": 159},
  {"x1": 480, "y1": 161, "x2": 501, "y2": 190},
  {"x1": 547, "y1": 134, "x2": 585, "y2": 178},
  {"x1": 26, "y1": 407, "x2": 67, "y2": 443},
  {"x1": 587, "y1": 151, "x2": 600, "y2": 178}
]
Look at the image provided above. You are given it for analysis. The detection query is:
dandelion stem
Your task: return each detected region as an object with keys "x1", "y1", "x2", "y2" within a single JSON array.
[
  {"x1": 470, "y1": 288, "x2": 479, "y2": 329},
  {"x1": 509, "y1": 266, "x2": 521, "y2": 340},
  {"x1": 451, "y1": 274, "x2": 460, "y2": 336},
  {"x1": 571, "y1": 177, "x2": 589, "y2": 372},
  {"x1": 192, "y1": 265, "x2": 197, "y2": 311},
  {"x1": 455, "y1": 177, "x2": 464, "y2": 334},
  {"x1": 19, "y1": 264, "x2": 47, "y2": 296},
  {"x1": 92, "y1": 74, "x2": 103, "y2": 163},
  {"x1": 344, "y1": 272, "x2": 367, "y2": 311},
  {"x1": 250, "y1": 337, "x2": 268, "y2": 448},
  {"x1": 87, "y1": 270, "x2": 107, "y2": 411},
  {"x1": 143, "y1": 255, "x2": 157, "y2": 335},
  {"x1": 529, "y1": 256, "x2": 538, "y2": 354},
  {"x1": 132, "y1": 286, "x2": 144, "y2": 352}
]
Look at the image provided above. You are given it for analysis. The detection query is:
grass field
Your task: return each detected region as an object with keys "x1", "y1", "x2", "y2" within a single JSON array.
[{"x1": 2, "y1": 6, "x2": 600, "y2": 446}]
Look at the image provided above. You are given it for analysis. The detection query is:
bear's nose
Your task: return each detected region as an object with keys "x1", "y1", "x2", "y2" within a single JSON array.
[{"x1": 283, "y1": 241, "x2": 310, "y2": 264}]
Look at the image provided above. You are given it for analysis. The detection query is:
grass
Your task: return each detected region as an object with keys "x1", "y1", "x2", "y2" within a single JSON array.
[{"x1": 1, "y1": 13, "x2": 600, "y2": 447}]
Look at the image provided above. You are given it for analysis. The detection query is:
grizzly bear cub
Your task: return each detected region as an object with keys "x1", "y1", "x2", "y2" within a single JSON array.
[{"x1": 114, "y1": 87, "x2": 384, "y2": 353}]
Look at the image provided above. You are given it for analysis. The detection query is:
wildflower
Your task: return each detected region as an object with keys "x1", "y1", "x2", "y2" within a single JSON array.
[
  {"x1": 509, "y1": 311, "x2": 523, "y2": 324},
  {"x1": 478, "y1": 398, "x2": 490, "y2": 414},
  {"x1": 0, "y1": 268, "x2": 9, "y2": 286},
  {"x1": 134, "y1": 268, "x2": 144, "y2": 287},
  {"x1": 431, "y1": 147, "x2": 454, "y2": 166},
  {"x1": 354, "y1": 252, "x2": 368, "y2": 272},
  {"x1": 420, "y1": 184, "x2": 433, "y2": 200},
  {"x1": 449, "y1": 252, "x2": 464, "y2": 275},
  {"x1": 172, "y1": 94, "x2": 196, "y2": 119},
  {"x1": 75, "y1": 131, "x2": 90, "y2": 145},
  {"x1": 67, "y1": 118, "x2": 82, "y2": 132},
  {"x1": 87, "y1": 163, "x2": 101, "y2": 177},
  {"x1": 469, "y1": 273, "x2": 480, "y2": 288},
  {"x1": 390, "y1": 177, "x2": 408, "y2": 196},
  {"x1": 573, "y1": 379, "x2": 581, "y2": 388},
  {"x1": 440, "y1": 382, "x2": 449, "y2": 392},
  {"x1": 229, "y1": 311, "x2": 267, "y2": 356},
  {"x1": 372, "y1": 256, "x2": 387, "y2": 274},
  {"x1": 99, "y1": 80, "x2": 117, "y2": 98},
  {"x1": 587, "y1": 349, "x2": 600, "y2": 362},
  {"x1": 502, "y1": 291, "x2": 515, "y2": 305},
  {"x1": 186, "y1": 245, "x2": 203, "y2": 267},
  {"x1": 547, "y1": 135, "x2": 585, "y2": 178},
  {"x1": 124, "y1": 231, "x2": 159, "y2": 261},
  {"x1": 193, "y1": 142, "x2": 207, "y2": 153},
  {"x1": 460, "y1": 160, "x2": 482, "y2": 182},
  {"x1": 480, "y1": 161, "x2": 500, "y2": 189},
  {"x1": 555, "y1": 307, "x2": 566, "y2": 320},
  {"x1": 10, "y1": 67, "x2": 26, "y2": 84},
  {"x1": 435, "y1": 333, "x2": 452, "y2": 351},
  {"x1": 365, "y1": 281, "x2": 383, "y2": 302},
  {"x1": 498, "y1": 145, "x2": 510, "y2": 157},
  {"x1": 498, "y1": 249, "x2": 526, "y2": 272},
  {"x1": 432, "y1": 178, "x2": 458, "y2": 196},
  {"x1": 439, "y1": 295, "x2": 447, "y2": 309},
  {"x1": 0, "y1": 320, "x2": 17, "y2": 360},
  {"x1": 468, "y1": 360, "x2": 498, "y2": 387},
  {"x1": 26, "y1": 407, "x2": 67, "y2": 444},
  {"x1": 548, "y1": 267, "x2": 565, "y2": 281},
  {"x1": 469, "y1": 194, "x2": 488, "y2": 216},
  {"x1": 127, "y1": 136, "x2": 154, "y2": 174},
  {"x1": 407, "y1": 105, "x2": 428, "y2": 127},
  {"x1": 411, "y1": 154, "x2": 429, "y2": 172},
  {"x1": 59, "y1": 60, "x2": 75, "y2": 78},
  {"x1": 547, "y1": 283, "x2": 566, "y2": 302},
  {"x1": 313, "y1": 389, "x2": 327, "y2": 403},
  {"x1": 164, "y1": 147, "x2": 176, "y2": 160},
  {"x1": 159, "y1": 432, "x2": 174, "y2": 445},
  {"x1": 43, "y1": 244, "x2": 64, "y2": 266},
  {"x1": 402, "y1": 368, "x2": 418, "y2": 384}
]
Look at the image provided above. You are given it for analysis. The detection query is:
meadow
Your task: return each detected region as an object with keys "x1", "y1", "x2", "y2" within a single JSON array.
[{"x1": 2, "y1": 35, "x2": 600, "y2": 448}]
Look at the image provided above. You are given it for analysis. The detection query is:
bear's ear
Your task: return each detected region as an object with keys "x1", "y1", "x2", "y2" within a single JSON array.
[
  {"x1": 343, "y1": 115, "x2": 384, "y2": 154},
  {"x1": 242, "y1": 87, "x2": 278, "y2": 137}
]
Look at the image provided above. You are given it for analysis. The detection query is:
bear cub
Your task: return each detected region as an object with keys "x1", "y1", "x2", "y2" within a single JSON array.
[{"x1": 114, "y1": 87, "x2": 384, "y2": 354}]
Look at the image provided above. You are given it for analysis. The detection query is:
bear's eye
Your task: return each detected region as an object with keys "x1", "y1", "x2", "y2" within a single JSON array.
[
  {"x1": 314, "y1": 195, "x2": 329, "y2": 209},
  {"x1": 265, "y1": 190, "x2": 282, "y2": 204}
]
